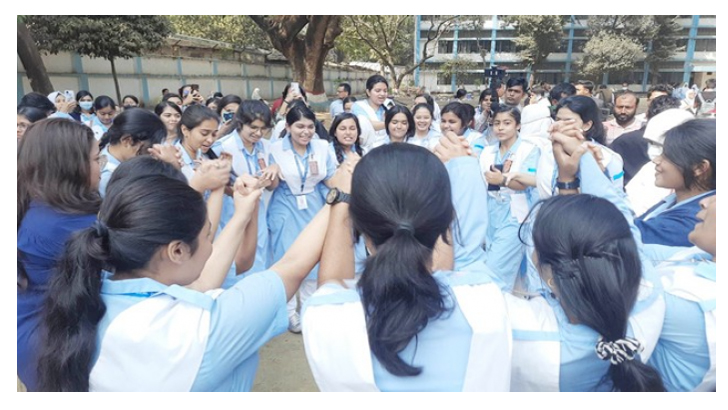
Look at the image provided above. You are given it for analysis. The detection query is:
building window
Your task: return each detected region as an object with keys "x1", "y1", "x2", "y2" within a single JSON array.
[{"x1": 438, "y1": 41, "x2": 453, "y2": 54}]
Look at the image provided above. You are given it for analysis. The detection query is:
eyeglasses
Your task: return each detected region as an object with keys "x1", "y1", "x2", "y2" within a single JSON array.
[
  {"x1": 17, "y1": 123, "x2": 29, "y2": 131},
  {"x1": 245, "y1": 125, "x2": 270, "y2": 135}
]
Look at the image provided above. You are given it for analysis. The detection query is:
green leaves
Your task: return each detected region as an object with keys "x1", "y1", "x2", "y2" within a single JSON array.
[{"x1": 26, "y1": 16, "x2": 171, "y2": 60}]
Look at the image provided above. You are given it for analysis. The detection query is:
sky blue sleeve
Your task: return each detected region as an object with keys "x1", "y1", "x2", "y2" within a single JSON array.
[
  {"x1": 648, "y1": 293, "x2": 710, "y2": 391},
  {"x1": 191, "y1": 270, "x2": 288, "y2": 390},
  {"x1": 325, "y1": 145, "x2": 337, "y2": 180},
  {"x1": 99, "y1": 168, "x2": 113, "y2": 198},
  {"x1": 579, "y1": 153, "x2": 644, "y2": 246},
  {"x1": 350, "y1": 104, "x2": 365, "y2": 118},
  {"x1": 445, "y1": 157, "x2": 497, "y2": 281}
]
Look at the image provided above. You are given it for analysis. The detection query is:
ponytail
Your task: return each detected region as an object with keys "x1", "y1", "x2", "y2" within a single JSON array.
[
  {"x1": 532, "y1": 195, "x2": 665, "y2": 392},
  {"x1": 36, "y1": 175, "x2": 207, "y2": 391},
  {"x1": 358, "y1": 227, "x2": 449, "y2": 376},
  {"x1": 37, "y1": 226, "x2": 108, "y2": 391},
  {"x1": 350, "y1": 144, "x2": 454, "y2": 377}
]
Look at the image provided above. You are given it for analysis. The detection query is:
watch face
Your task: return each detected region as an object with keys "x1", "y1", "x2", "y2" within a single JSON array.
[{"x1": 326, "y1": 188, "x2": 338, "y2": 204}]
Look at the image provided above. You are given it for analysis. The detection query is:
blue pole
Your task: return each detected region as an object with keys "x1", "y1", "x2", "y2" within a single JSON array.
[
  {"x1": 683, "y1": 15, "x2": 700, "y2": 84},
  {"x1": 17, "y1": 73, "x2": 25, "y2": 103},
  {"x1": 565, "y1": 15, "x2": 575, "y2": 83},
  {"x1": 414, "y1": 15, "x2": 421, "y2": 87},
  {"x1": 451, "y1": 22, "x2": 459, "y2": 92},
  {"x1": 642, "y1": 41, "x2": 652, "y2": 92},
  {"x1": 73, "y1": 53, "x2": 89, "y2": 92},
  {"x1": 135, "y1": 57, "x2": 150, "y2": 105}
]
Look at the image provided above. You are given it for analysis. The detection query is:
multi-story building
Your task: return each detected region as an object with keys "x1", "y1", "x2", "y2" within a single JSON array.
[{"x1": 414, "y1": 15, "x2": 716, "y2": 93}]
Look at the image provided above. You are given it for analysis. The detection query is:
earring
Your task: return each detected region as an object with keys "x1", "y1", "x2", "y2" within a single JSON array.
[{"x1": 547, "y1": 277, "x2": 555, "y2": 289}]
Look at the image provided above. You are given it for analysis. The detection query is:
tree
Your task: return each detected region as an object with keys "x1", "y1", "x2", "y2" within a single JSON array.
[
  {"x1": 26, "y1": 16, "x2": 172, "y2": 103},
  {"x1": 249, "y1": 16, "x2": 343, "y2": 98},
  {"x1": 17, "y1": 17, "x2": 54, "y2": 95},
  {"x1": 347, "y1": 15, "x2": 460, "y2": 92},
  {"x1": 500, "y1": 15, "x2": 566, "y2": 86},
  {"x1": 168, "y1": 16, "x2": 270, "y2": 50},
  {"x1": 582, "y1": 15, "x2": 682, "y2": 83},
  {"x1": 439, "y1": 57, "x2": 479, "y2": 87},
  {"x1": 580, "y1": 32, "x2": 643, "y2": 79}
]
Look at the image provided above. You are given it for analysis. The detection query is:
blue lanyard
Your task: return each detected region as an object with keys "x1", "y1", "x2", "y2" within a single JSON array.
[
  {"x1": 293, "y1": 143, "x2": 312, "y2": 193},
  {"x1": 243, "y1": 143, "x2": 259, "y2": 175}
]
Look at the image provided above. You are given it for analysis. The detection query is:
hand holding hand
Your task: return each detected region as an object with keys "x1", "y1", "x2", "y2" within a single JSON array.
[{"x1": 434, "y1": 131, "x2": 472, "y2": 163}]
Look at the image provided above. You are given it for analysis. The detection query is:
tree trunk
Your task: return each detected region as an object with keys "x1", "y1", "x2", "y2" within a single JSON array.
[
  {"x1": 251, "y1": 16, "x2": 342, "y2": 99},
  {"x1": 17, "y1": 21, "x2": 53, "y2": 94},
  {"x1": 109, "y1": 57, "x2": 121, "y2": 104}
]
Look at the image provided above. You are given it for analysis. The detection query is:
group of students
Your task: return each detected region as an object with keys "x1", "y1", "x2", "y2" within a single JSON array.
[{"x1": 17, "y1": 74, "x2": 715, "y2": 392}]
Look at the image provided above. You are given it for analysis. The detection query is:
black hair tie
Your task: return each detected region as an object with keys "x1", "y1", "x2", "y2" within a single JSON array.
[
  {"x1": 395, "y1": 223, "x2": 415, "y2": 235},
  {"x1": 93, "y1": 220, "x2": 109, "y2": 238}
]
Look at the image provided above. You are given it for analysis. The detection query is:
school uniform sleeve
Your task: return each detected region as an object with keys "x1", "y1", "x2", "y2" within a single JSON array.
[
  {"x1": 647, "y1": 293, "x2": 710, "y2": 391},
  {"x1": 324, "y1": 145, "x2": 337, "y2": 180},
  {"x1": 635, "y1": 208, "x2": 700, "y2": 247},
  {"x1": 579, "y1": 152, "x2": 644, "y2": 246},
  {"x1": 99, "y1": 168, "x2": 113, "y2": 198},
  {"x1": 190, "y1": 270, "x2": 288, "y2": 390},
  {"x1": 519, "y1": 144, "x2": 540, "y2": 174},
  {"x1": 445, "y1": 157, "x2": 497, "y2": 282}
]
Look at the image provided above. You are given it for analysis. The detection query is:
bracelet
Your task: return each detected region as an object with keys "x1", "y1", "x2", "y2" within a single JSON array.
[{"x1": 556, "y1": 178, "x2": 580, "y2": 190}]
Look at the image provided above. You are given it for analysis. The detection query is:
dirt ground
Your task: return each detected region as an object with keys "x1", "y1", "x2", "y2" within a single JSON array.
[{"x1": 251, "y1": 332, "x2": 318, "y2": 392}]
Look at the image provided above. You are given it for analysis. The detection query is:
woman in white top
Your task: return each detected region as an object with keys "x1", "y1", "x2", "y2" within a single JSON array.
[{"x1": 352, "y1": 75, "x2": 389, "y2": 152}]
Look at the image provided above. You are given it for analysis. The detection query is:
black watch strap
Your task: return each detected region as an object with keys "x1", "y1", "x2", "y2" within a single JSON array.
[{"x1": 556, "y1": 178, "x2": 580, "y2": 190}]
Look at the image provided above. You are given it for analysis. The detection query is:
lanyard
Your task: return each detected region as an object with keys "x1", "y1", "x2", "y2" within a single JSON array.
[{"x1": 293, "y1": 143, "x2": 312, "y2": 193}]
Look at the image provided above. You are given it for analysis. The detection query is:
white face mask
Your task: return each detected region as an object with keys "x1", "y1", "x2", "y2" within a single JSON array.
[{"x1": 79, "y1": 101, "x2": 94, "y2": 111}]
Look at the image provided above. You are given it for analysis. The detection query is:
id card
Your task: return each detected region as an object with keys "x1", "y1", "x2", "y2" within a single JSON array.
[
  {"x1": 296, "y1": 195, "x2": 308, "y2": 210},
  {"x1": 309, "y1": 153, "x2": 319, "y2": 176}
]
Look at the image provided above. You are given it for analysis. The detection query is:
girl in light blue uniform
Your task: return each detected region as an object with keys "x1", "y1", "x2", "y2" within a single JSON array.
[
  {"x1": 409, "y1": 103, "x2": 441, "y2": 151},
  {"x1": 480, "y1": 106, "x2": 540, "y2": 289},
  {"x1": 647, "y1": 194, "x2": 716, "y2": 391},
  {"x1": 34, "y1": 169, "x2": 332, "y2": 391},
  {"x1": 268, "y1": 102, "x2": 337, "y2": 332},
  {"x1": 551, "y1": 96, "x2": 625, "y2": 193},
  {"x1": 439, "y1": 102, "x2": 486, "y2": 157},
  {"x1": 70, "y1": 90, "x2": 96, "y2": 125},
  {"x1": 371, "y1": 105, "x2": 415, "y2": 149},
  {"x1": 328, "y1": 113, "x2": 367, "y2": 274},
  {"x1": 635, "y1": 119, "x2": 716, "y2": 247},
  {"x1": 507, "y1": 142, "x2": 666, "y2": 392},
  {"x1": 89, "y1": 96, "x2": 118, "y2": 141},
  {"x1": 98, "y1": 108, "x2": 167, "y2": 198},
  {"x1": 174, "y1": 105, "x2": 245, "y2": 287},
  {"x1": 219, "y1": 100, "x2": 279, "y2": 276},
  {"x1": 351, "y1": 75, "x2": 389, "y2": 152},
  {"x1": 154, "y1": 101, "x2": 182, "y2": 145},
  {"x1": 303, "y1": 144, "x2": 511, "y2": 391}
]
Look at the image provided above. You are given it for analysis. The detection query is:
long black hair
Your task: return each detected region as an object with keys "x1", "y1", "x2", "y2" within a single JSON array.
[
  {"x1": 329, "y1": 112, "x2": 363, "y2": 164},
  {"x1": 98, "y1": 108, "x2": 166, "y2": 151},
  {"x1": 36, "y1": 175, "x2": 207, "y2": 391},
  {"x1": 555, "y1": 96, "x2": 606, "y2": 145},
  {"x1": 351, "y1": 143, "x2": 454, "y2": 376},
  {"x1": 177, "y1": 104, "x2": 221, "y2": 159},
  {"x1": 531, "y1": 195, "x2": 665, "y2": 392},
  {"x1": 384, "y1": 105, "x2": 415, "y2": 142},
  {"x1": 662, "y1": 118, "x2": 715, "y2": 191}
]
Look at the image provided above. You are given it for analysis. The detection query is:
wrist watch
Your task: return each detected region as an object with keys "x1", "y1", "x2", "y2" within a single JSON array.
[
  {"x1": 556, "y1": 178, "x2": 580, "y2": 190},
  {"x1": 326, "y1": 187, "x2": 350, "y2": 205}
]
